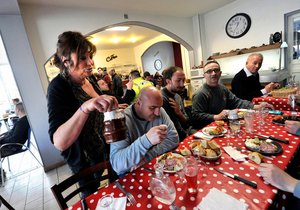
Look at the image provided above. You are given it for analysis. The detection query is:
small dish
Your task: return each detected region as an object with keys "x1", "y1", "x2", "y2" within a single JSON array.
[{"x1": 202, "y1": 126, "x2": 227, "y2": 137}]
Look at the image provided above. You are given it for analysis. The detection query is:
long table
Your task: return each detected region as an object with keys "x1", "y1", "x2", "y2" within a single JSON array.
[
  {"x1": 71, "y1": 112, "x2": 300, "y2": 209},
  {"x1": 252, "y1": 96, "x2": 300, "y2": 112}
]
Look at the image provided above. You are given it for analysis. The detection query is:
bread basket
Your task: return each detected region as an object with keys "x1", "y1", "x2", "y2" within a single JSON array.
[{"x1": 271, "y1": 87, "x2": 297, "y2": 98}]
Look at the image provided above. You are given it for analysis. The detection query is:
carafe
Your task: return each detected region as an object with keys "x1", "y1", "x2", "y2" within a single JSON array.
[
  {"x1": 149, "y1": 163, "x2": 176, "y2": 205},
  {"x1": 103, "y1": 109, "x2": 127, "y2": 144}
]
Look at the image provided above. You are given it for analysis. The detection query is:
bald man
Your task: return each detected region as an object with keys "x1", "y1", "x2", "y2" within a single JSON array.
[
  {"x1": 231, "y1": 53, "x2": 280, "y2": 101},
  {"x1": 110, "y1": 86, "x2": 179, "y2": 175}
]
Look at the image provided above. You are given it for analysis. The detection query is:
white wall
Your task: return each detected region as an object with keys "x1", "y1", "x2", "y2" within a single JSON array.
[
  {"x1": 141, "y1": 41, "x2": 175, "y2": 75},
  {"x1": 19, "y1": 4, "x2": 195, "y2": 92},
  {"x1": 0, "y1": 15, "x2": 63, "y2": 171},
  {"x1": 200, "y1": 0, "x2": 300, "y2": 74}
]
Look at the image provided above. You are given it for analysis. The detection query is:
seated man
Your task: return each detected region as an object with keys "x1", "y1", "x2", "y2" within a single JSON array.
[
  {"x1": 192, "y1": 60, "x2": 273, "y2": 129},
  {"x1": 161, "y1": 66, "x2": 190, "y2": 141},
  {"x1": 231, "y1": 53, "x2": 280, "y2": 101},
  {"x1": 0, "y1": 102, "x2": 30, "y2": 156},
  {"x1": 110, "y1": 86, "x2": 179, "y2": 175}
]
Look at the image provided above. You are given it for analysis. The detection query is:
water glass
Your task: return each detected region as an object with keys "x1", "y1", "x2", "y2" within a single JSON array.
[
  {"x1": 184, "y1": 156, "x2": 199, "y2": 194},
  {"x1": 99, "y1": 194, "x2": 114, "y2": 210},
  {"x1": 176, "y1": 157, "x2": 187, "y2": 184},
  {"x1": 229, "y1": 120, "x2": 241, "y2": 136},
  {"x1": 259, "y1": 108, "x2": 269, "y2": 125},
  {"x1": 244, "y1": 112, "x2": 254, "y2": 133}
]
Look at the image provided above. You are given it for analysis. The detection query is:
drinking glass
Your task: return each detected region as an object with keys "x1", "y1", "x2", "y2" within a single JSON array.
[
  {"x1": 184, "y1": 156, "x2": 199, "y2": 194},
  {"x1": 99, "y1": 194, "x2": 114, "y2": 210},
  {"x1": 259, "y1": 107, "x2": 269, "y2": 125},
  {"x1": 229, "y1": 120, "x2": 241, "y2": 136},
  {"x1": 176, "y1": 157, "x2": 187, "y2": 184},
  {"x1": 244, "y1": 112, "x2": 254, "y2": 133}
]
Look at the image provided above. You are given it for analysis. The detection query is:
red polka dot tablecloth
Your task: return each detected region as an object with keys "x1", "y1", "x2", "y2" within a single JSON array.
[
  {"x1": 70, "y1": 113, "x2": 300, "y2": 210},
  {"x1": 252, "y1": 96, "x2": 300, "y2": 111}
]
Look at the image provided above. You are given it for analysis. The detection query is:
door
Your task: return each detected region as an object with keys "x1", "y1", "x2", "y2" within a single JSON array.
[{"x1": 285, "y1": 10, "x2": 300, "y2": 82}]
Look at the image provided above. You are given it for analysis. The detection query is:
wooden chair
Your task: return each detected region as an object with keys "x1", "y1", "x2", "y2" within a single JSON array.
[
  {"x1": 0, "y1": 128, "x2": 43, "y2": 186},
  {"x1": 51, "y1": 161, "x2": 116, "y2": 209},
  {"x1": 0, "y1": 195, "x2": 15, "y2": 210}
]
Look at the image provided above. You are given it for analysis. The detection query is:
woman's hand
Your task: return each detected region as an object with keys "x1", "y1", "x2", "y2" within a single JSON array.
[{"x1": 82, "y1": 95, "x2": 119, "y2": 113}]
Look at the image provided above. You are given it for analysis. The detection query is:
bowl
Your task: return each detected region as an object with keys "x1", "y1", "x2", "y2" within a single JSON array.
[{"x1": 199, "y1": 151, "x2": 222, "y2": 161}]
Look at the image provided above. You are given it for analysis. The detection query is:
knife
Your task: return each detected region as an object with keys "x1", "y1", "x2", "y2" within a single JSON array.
[
  {"x1": 214, "y1": 168, "x2": 257, "y2": 188},
  {"x1": 255, "y1": 134, "x2": 289, "y2": 144},
  {"x1": 81, "y1": 198, "x2": 88, "y2": 210}
]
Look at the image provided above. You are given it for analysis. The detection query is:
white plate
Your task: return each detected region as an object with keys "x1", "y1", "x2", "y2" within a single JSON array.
[
  {"x1": 202, "y1": 126, "x2": 227, "y2": 137},
  {"x1": 156, "y1": 153, "x2": 185, "y2": 173}
]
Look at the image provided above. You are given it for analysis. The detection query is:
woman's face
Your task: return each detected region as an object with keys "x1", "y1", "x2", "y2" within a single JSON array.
[{"x1": 67, "y1": 51, "x2": 94, "y2": 84}]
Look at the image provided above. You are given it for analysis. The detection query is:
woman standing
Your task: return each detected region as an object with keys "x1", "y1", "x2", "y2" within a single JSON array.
[{"x1": 47, "y1": 31, "x2": 118, "y2": 197}]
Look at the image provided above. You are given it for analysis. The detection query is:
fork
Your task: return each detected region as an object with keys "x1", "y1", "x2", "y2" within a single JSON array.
[{"x1": 115, "y1": 180, "x2": 137, "y2": 205}]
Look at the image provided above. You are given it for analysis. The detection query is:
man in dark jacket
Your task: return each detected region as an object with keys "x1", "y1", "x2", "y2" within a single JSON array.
[
  {"x1": 231, "y1": 53, "x2": 279, "y2": 101},
  {"x1": 109, "y1": 69, "x2": 124, "y2": 97},
  {"x1": 0, "y1": 102, "x2": 29, "y2": 156}
]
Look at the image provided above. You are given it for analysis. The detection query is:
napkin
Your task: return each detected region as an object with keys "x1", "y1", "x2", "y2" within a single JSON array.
[
  {"x1": 223, "y1": 146, "x2": 248, "y2": 161},
  {"x1": 193, "y1": 131, "x2": 214, "y2": 140},
  {"x1": 197, "y1": 188, "x2": 248, "y2": 210},
  {"x1": 96, "y1": 196, "x2": 126, "y2": 210}
]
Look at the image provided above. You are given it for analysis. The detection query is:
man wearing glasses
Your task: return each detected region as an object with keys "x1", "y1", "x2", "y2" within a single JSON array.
[{"x1": 191, "y1": 60, "x2": 272, "y2": 129}]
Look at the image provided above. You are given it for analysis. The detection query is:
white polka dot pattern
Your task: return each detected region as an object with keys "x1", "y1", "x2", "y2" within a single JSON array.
[{"x1": 70, "y1": 112, "x2": 297, "y2": 210}]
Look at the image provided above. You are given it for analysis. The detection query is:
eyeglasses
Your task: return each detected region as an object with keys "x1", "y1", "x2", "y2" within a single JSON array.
[{"x1": 204, "y1": 68, "x2": 221, "y2": 74}]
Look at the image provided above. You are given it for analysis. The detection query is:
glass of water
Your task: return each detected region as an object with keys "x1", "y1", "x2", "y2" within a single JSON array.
[{"x1": 99, "y1": 194, "x2": 114, "y2": 210}]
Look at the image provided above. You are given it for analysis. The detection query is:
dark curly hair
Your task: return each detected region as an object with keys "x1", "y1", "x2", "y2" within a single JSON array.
[{"x1": 53, "y1": 31, "x2": 96, "y2": 75}]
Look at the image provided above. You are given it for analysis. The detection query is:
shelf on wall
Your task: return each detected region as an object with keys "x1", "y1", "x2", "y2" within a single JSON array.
[{"x1": 208, "y1": 42, "x2": 281, "y2": 60}]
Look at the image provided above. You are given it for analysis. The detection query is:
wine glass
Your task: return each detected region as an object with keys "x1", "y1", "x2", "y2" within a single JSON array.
[{"x1": 99, "y1": 194, "x2": 114, "y2": 210}]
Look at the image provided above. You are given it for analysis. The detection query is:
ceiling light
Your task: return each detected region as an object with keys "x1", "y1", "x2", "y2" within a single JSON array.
[
  {"x1": 89, "y1": 37, "x2": 100, "y2": 44},
  {"x1": 128, "y1": 37, "x2": 138, "y2": 43},
  {"x1": 111, "y1": 37, "x2": 121, "y2": 44},
  {"x1": 105, "y1": 26, "x2": 130, "y2": 31}
]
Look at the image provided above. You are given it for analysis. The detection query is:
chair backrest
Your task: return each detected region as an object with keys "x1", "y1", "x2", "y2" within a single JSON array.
[{"x1": 51, "y1": 161, "x2": 114, "y2": 209}]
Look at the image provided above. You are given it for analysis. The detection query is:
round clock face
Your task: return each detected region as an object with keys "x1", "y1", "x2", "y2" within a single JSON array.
[
  {"x1": 226, "y1": 13, "x2": 251, "y2": 38},
  {"x1": 154, "y1": 59, "x2": 162, "y2": 71}
]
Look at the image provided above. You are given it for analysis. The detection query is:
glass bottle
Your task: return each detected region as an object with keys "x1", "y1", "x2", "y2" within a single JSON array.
[{"x1": 149, "y1": 163, "x2": 176, "y2": 205}]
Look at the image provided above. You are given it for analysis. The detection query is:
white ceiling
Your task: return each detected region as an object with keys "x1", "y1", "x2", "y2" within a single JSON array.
[{"x1": 4, "y1": 0, "x2": 236, "y2": 49}]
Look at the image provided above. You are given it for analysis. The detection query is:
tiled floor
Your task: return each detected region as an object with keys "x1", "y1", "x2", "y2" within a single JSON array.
[{"x1": 0, "y1": 137, "x2": 79, "y2": 210}]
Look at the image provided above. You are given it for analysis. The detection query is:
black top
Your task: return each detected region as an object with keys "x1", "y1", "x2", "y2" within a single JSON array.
[
  {"x1": 111, "y1": 74, "x2": 124, "y2": 97},
  {"x1": 161, "y1": 87, "x2": 189, "y2": 140},
  {"x1": 47, "y1": 74, "x2": 107, "y2": 173},
  {"x1": 231, "y1": 69, "x2": 263, "y2": 101},
  {"x1": 0, "y1": 116, "x2": 30, "y2": 154}
]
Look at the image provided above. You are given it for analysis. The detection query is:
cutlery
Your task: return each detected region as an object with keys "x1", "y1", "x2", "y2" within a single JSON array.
[
  {"x1": 80, "y1": 198, "x2": 88, "y2": 210},
  {"x1": 214, "y1": 168, "x2": 257, "y2": 188},
  {"x1": 115, "y1": 180, "x2": 137, "y2": 205},
  {"x1": 255, "y1": 134, "x2": 289, "y2": 144},
  {"x1": 143, "y1": 167, "x2": 155, "y2": 173}
]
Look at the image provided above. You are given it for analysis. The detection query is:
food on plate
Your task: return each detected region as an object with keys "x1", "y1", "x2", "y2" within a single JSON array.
[
  {"x1": 180, "y1": 147, "x2": 192, "y2": 156},
  {"x1": 215, "y1": 120, "x2": 225, "y2": 126},
  {"x1": 248, "y1": 152, "x2": 263, "y2": 164},
  {"x1": 208, "y1": 126, "x2": 224, "y2": 135},
  {"x1": 245, "y1": 138, "x2": 279, "y2": 154},
  {"x1": 157, "y1": 152, "x2": 185, "y2": 172},
  {"x1": 259, "y1": 141, "x2": 277, "y2": 153},
  {"x1": 238, "y1": 111, "x2": 246, "y2": 118},
  {"x1": 189, "y1": 140, "x2": 221, "y2": 159},
  {"x1": 245, "y1": 138, "x2": 261, "y2": 150}
]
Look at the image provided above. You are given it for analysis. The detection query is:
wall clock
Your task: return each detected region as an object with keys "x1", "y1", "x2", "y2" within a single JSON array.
[
  {"x1": 225, "y1": 13, "x2": 251, "y2": 38},
  {"x1": 154, "y1": 59, "x2": 162, "y2": 71}
]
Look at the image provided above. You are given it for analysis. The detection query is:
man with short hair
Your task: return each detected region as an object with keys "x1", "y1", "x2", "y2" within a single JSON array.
[
  {"x1": 109, "y1": 68, "x2": 124, "y2": 97},
  {"x1": 129, "y1": 70, "x2": 154, "y2": 102},
  {"x1": 161, "y1": 66, "x2": 190, "y2": 141},
  {"x1": 110, "y1": 86, "x2": 179, "y2": 175},
  {"x1": 0, "y1": 102, "x2": 30, "y2": 156},
  {"x1": 192, "y1": 60, "x2": 273, "y2": 129},
  {"x1": 231, "y1": 53, "x2": 280, "y2": 101}
]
